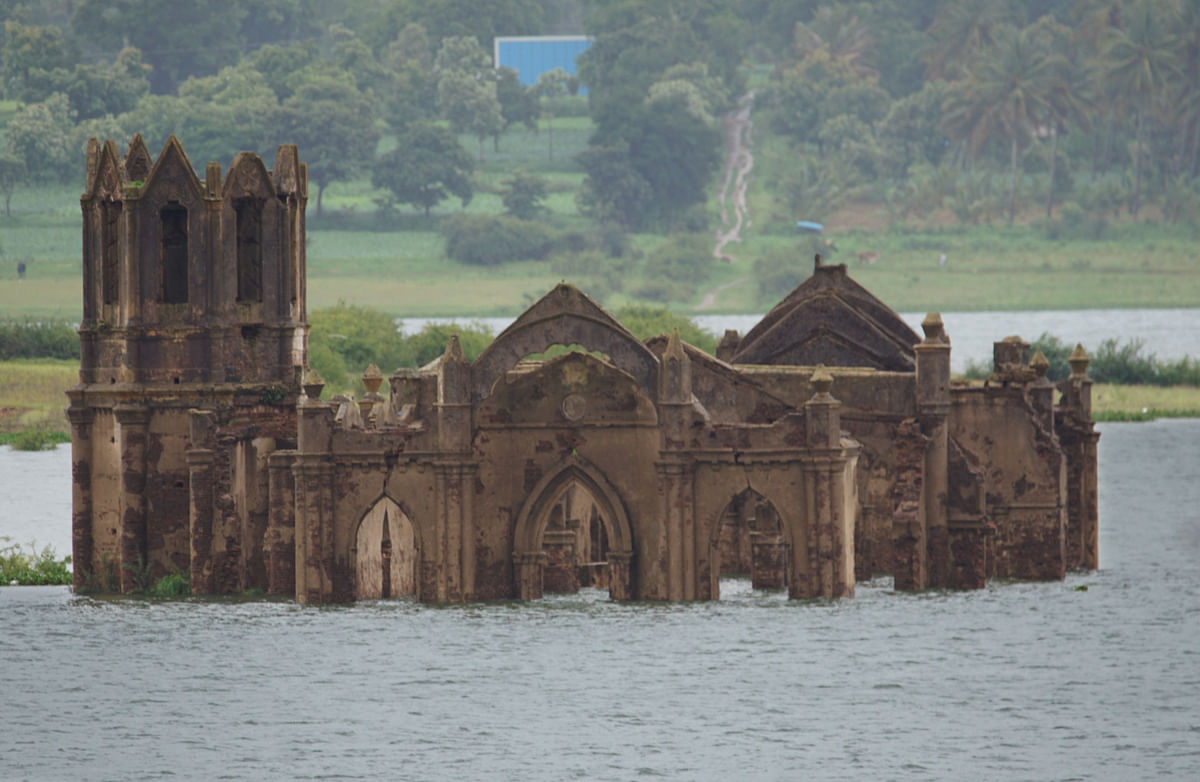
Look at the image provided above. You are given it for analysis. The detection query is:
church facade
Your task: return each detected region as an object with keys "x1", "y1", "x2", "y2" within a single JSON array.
[{"x1": 68, "y1": 138, "x2": 1099, "y2": 603}]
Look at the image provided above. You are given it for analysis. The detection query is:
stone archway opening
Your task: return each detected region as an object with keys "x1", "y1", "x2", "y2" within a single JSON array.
[
  {"x1": 712, "y1": 489, "x2": 788, "y2": 599},
  {"x1": 513, "y1": 461, "x2": 634, "y2": 602},
  {"x1": 539, "y1": 479, "x2": 615, "y2": 595},
  {"x1": 354, "y1": 498, "x2": 418, "y2": 600}
]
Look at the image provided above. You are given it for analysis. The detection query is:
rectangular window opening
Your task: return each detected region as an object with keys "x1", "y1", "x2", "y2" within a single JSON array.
[
  {"x1": 101, "y1": 201, "x2": 121, "y2": 305},
  {"x1": 235, "y1": 197, "x2": 263, "y2": 303},
  {"x1": 161, "y1": 202, "x2": 189, "y2": 304}
]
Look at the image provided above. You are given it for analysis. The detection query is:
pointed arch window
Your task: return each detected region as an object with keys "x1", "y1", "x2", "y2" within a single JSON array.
[
  {"x1": 234, "y1": 197, "x2": 263, "y2": 303},
  {"x1": 160, "y1": 202, "x2": 188, "y2": 304}
]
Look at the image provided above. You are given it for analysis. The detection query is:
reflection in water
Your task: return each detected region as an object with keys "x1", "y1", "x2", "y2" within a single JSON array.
[{"x1": 1, "y1": 421, "x2": 1199, "y2": 780}]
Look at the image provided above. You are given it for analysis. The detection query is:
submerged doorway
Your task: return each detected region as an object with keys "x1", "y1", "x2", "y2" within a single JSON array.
[
  {"x1": 712, "y1": 489, "x2": 787, "y2": 598},
  {"x1": 540, "y1": 481, "x2": 612, "y2": 593},
  {"x1": 354, "y1": 497, "x2": 417, "y2": 600}
]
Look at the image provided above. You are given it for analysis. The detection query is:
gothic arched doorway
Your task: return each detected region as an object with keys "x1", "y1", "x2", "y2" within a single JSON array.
[
  {"x1": 512, "y1": 459, "x2": 634, "y2": 601},
  {"x1": 711, "y1": 488, "x2": 788, "y2": 598},
  {"x1": 354, "y1": 497, "x2": 418, "y2": 600}
]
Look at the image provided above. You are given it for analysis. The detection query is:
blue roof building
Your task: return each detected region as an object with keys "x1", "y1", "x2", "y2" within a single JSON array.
[{"x1": 493, "y1": 35, "x2": 592, "y2": 92}]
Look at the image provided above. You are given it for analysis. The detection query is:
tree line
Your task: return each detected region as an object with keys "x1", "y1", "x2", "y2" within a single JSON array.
[{"x1": 2, "y1": 0, "x2": 1198, "y2": 233}]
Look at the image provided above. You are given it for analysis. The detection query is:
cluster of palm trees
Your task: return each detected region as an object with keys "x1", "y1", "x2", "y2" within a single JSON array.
[{"x1": 937, "y1": 0, "x2": 1199, "y2": 224}]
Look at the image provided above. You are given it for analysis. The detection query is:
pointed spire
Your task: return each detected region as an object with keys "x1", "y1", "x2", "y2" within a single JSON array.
[
  {"x1": 665, "y1": 328, "x2": 685, "y2": 360},
  {"x1": 302, "y1": 368, "x2": 325, "y2": 400},
  {"x1": 442, "y1": 334, "x2": 467, "y2": 364},
  {"x1": 362, "y1": 363, "x2": 383, "y2": 395},
  {"x1": 1030, "y1": 349, "x2": 1050, "y2": 378},
  {"x1": 810, "y1": 364, "x2": 834, "y2": 398},
  {"x1": 921, "y1": 312, "x2": 947, "y2": 344},
  {"x1": 1068, "y1": 344, "x2": 1090, "y2": 377},
  {"x1": 125, "y1": 134, "x2": 152, "y2": 183}
]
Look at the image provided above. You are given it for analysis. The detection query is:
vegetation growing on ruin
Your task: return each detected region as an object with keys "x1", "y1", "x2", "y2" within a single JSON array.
[{"x1": 0, "y1": 538, "x2": 71, "y2": 585}]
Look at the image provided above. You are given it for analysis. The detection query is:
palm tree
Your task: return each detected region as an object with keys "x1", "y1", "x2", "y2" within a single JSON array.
[
  {"x1": 941, "y1": 24, "x2": 1055, "y2": 224},
  {"x1": 1030, "y1": 17, "x2": 1096, "y2": 217},
  {"x1": 794, "y1": 7, "x2": 877, "y2": 80},
  {"x1": 1102, "y1": 0, "x2": 1183, "y2": 215},
  {"x1": 924, "y1": 0, "x2": 1020, "y2": 79}
]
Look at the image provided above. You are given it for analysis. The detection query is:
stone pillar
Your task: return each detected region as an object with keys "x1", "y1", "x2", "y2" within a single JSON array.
[
  {"x1": 891, "y1": 419, "x2": 927, "y2": 591},
  {"x1": 798, "y1": 368, "x2": 854, "y2": 599},
  {"x1": 750, "y1": 532, "x2": 787, "y2": 590},
  {"x1": 432, "y1": 461, "x2": 475, "y2": 602},
  {"x1": 266, "y1": 450, "x2": 297, "y2": 594},
  {"x1": 1029, "y1": 350, "x2": 1055, "y2": 432},
  {"x1": 1056, "y1": 345, "x2": 1100, "y2": 571},
  {"x1": 916, "y1": 313, "x2": 951, "y2": 588},
  {"x1": 115, "y1": 404, "x2": 151, "y2": 592},
  {"x1": 293, "y1": 457, "x2": 333, "y2": 604},
  {"x1": 656, "y1": 330, "x2": 696, "y2": 600},
  {"x1": 514, "y1": 551, "x2": 546, "y2": 600},
  {"x1": 66, "y1": 403, "x2": 95, "y2": 592},
  {"x1": 541, "y1": 525, "x2": 579, "y2": 593},
  {"x1": 607, "y1": 550, "x2": 634, "y2": 601}
]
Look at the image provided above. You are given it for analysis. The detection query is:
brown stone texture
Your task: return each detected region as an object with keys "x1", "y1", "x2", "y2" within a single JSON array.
[{"x1": 70, "y1": 139, "x2": 1098, "y2": 603}]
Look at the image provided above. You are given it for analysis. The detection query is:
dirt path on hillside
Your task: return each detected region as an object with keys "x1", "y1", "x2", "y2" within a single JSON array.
[
  {"x1": 714, "y1": 91, "x2": 756, "y2": 264},
  {"x1": 696, "y1": 275, "x2": 749, "y2": 310}
]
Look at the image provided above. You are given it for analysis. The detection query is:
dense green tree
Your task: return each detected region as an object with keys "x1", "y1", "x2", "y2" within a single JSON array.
[
  {"x1": 372, "y1": 121, "x2": 473, "y2": 218},
  {"x1": 536, "y1": 67, "x2": 569, "y2": 160},
  {"x1": 2, "y1": 21, "x2": 74, "y2": 99},
  {"x1": 575, "y1": 141, "x2": 654, "y2": 228},
  {"x1": 279, "y1": 70, "x2": 379, "y2": 215},
  {"x1": 877, "y1": 80, "x2": 948, "y2": 177},
  {"x1": 923, "y1": 0, "x2": 1022, "y2": 79},
  {"x1": 249, "y1": 43, "x2": 319, "y2": 102},
  {"x1": 1102, "y1": 0, "x2": 1183, "y2": 215},
  {"x1": 495, "y1": 66, "x2": 538, "y2": 140},
  {"x1": 941, "y1": 24, "x2": 1058, "y2": 224},
  {"x1": 370, "y1": 0, "x2": 543, "y2": 50},
  {"x1": 4, "y1": 92, "x2": 75, "y2": 183},
  {"x1": 437, "y1": 69, "x2": 503, "y2": 160},
  {"x1": 0, "y1": 149, "x2": 24, "y2": 216},
  {"x1": 499, "y1": 169, "x2": 548, "y2": 219}
]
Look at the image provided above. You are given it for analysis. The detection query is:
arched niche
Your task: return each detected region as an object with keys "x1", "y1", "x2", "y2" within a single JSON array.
[
  {"x1": 352, "y1": 496, "x2": 419, "y2": 600},
  {"x1": 471, "y1": 284, "x2": 659, "y2": 404},
  {"x1": 708, "y1": 488, "x2": 789, "y2": 598},
  {"x1": 512, "y1": 455, "x2": 634, "y2": 601}
]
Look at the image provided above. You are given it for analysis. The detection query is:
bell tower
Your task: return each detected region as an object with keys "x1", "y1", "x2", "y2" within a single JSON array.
[{"x1": 69, "y1": 135, "x2": 309, "y2": 593}]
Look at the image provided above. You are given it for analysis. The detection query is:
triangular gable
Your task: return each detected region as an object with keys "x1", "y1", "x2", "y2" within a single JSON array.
[
  {"x1": 734, "y1": 263, "x2": 918, "y2": 370},
  {"x1": 124, "y1": 134, "x2": 153, "y2": 183},
  {"x1": 83, "y1": 139, "x2": 125, "y2": 202},
  {"x1": 645, "y1": 336, "x2": 795, "y2": 423},
  {"x1": 471, "y1": 284, "x2": 660, "y2": 403},
  {"x1": 223, "y1": 151, "x2": 275, "y2": 200},
  {"x1": 142, "y1": 135, "x2": 203, "y2": 202}
]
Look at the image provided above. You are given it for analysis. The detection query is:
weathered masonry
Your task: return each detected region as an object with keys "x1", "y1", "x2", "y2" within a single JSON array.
[{"x1": 69, "y1": 138, "x2": 1099, "y2": 603}]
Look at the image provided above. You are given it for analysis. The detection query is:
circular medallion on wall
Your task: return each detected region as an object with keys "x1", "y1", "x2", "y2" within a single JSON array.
[{"x1": 561, "y1": 393, "x2": 587, "y2": 421}]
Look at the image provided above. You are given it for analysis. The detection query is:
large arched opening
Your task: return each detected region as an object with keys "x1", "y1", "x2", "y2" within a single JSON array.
[
  {"x1": 352, "y1": 497, "x2": 419, "y2": 601},
  {"x1": 512, "y1": 458, "x2": 634, "y2": 601},
  {"x1": 710, "y1": 488, "x2": 788, "y2": 599}
]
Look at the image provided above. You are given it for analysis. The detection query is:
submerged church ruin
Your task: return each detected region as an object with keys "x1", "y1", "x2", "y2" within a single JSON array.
[{"x1": 68, "y1": 138, "x2": 1099, "y2": 603}]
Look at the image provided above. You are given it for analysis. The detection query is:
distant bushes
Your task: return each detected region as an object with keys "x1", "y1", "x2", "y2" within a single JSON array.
[
  {"x1": 0, "y1": 319, "x2": 78, "y2": 360},
  {"x1": 441, "y1": 214, "x2": 558, "y2": 266},
  {"x1": 307, "y1": 303, "x2": 493, "y2": 396}
]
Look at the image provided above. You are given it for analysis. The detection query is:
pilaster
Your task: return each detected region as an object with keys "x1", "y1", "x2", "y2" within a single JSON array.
[
  {"x1": 115, "y1": 404, "x2": 151, "y2": 592},
  {"x1": 67, "y1": 403, "x2": 95, "y2": 592},
  {"x1": 916, "y1": 313, "x2": 951, "y2": 588}
]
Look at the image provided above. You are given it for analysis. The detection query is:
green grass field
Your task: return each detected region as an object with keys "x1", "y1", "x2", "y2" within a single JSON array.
[{"x1": 3, "y1": 117, "x2": 1200, "y2": 320}]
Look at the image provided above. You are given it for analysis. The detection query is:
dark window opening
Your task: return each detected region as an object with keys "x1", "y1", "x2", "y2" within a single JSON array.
[
  {"x1": 161, "y1": 203, "x2": 188, "y2": 303},
  {"x1": 101, "y1": 201, "x2": 121, "y2": 305},
  {"x1": 235, "y1": 197, "x2": 263, "y2": 303}
]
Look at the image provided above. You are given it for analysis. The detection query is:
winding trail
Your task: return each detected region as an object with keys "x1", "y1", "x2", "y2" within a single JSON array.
[
  {"x1": 696, "y1": 275, "x2": 749, "y2": 310},
  {"x1": 714, "y1": 91, "x2": 756, "y2": 264}
]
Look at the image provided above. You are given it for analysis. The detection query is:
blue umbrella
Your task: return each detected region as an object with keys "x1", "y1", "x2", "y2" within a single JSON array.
[{"x1": 795, "y1": 220, "x2": 824, "y2": 231}]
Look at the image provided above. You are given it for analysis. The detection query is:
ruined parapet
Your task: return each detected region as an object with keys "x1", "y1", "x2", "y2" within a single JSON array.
[{"x1": 990, "y1": 335, "x2": 1037, "y2": 385}]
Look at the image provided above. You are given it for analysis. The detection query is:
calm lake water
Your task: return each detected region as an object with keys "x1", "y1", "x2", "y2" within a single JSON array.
[
  {"x1": 1, "y1": 419, "x2": 1198, "y2": 781},
  {"x1": 403, "y1": 308, "x2": 1200, "y2": 374}
]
